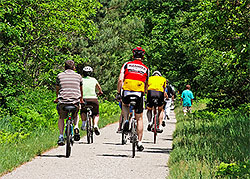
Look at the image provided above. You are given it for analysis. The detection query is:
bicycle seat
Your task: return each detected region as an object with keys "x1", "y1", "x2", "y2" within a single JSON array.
[
  {"x1": 152, "y1": 98, "x2": 159, "y2": 107},
  {"x1": 63, "y1": 105, "x2": 77, "y2": 112},
  {"x1": 129, "y1": 96, "x2": 138, "y2": 108},
  {"x1": 81, "y1": 104, "x2": 93, "y2": 109}
]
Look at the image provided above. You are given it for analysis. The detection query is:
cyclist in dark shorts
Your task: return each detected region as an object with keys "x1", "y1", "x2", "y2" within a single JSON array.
[
  {"x1": 117, "y1": 47, "x2": 149, "y2": 151},
  {"x1": 80, "y1": 66, "x2": 103, "y2": 135},
  {"x1": 54, "y1": 60, "x2": 83, "y2": 145},
  {"x1": 146, "y1": 71, "x2": 167, "y2": 133}
]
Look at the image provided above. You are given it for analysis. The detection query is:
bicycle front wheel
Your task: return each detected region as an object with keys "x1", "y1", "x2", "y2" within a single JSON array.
[{"x1": 66, "y1": 120, "x2": 71, "y2": 158}]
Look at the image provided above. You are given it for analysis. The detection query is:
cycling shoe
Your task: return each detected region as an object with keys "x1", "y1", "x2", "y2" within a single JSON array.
[{"x1": 74, "y1": 128, "x2": 80, "y2": 141}]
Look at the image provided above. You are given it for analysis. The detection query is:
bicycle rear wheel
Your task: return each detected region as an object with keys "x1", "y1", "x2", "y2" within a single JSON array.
[
  {"x1": 86, "y1": 120, "x2": 90, "y2": 144},
  {"x1": 153, "y1": 114, "x2": 157, "y2": 144},
  {"x1": 121, "y1": 117, "x2": 127, "y2": 145},
  {"x1": 66, "y1": 120, "x2": 71, "y2": 158},
  {"x1": 131, "y1": 120, "x2": 136, "y2": 158},
  {"x1": 90, "y1": 117, "x2": 94, "y2": 143}
]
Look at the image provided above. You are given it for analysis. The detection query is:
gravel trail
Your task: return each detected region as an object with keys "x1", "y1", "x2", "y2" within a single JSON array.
[{"x1": 2, "y1": 109, "x2": 176, "y2": 179}]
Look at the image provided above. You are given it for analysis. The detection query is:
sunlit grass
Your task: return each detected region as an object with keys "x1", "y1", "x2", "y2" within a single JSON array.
[{"x1": 168, "y1": 99, "x2": 250, "y2": 178}]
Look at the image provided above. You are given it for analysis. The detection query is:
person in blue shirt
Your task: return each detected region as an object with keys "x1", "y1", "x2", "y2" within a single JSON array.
[{"x1": 180, "y1": 84, "x2": 194, "y2": 115}]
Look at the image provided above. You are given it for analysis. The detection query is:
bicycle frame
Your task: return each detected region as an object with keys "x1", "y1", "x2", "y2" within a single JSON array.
[
  {"x1": 63, "y1": 105, "x2": 77, "y2": 158},
  {"x1": 82, "y1": 105, "x2": 94, "y2": 144},
  {"x1": 151, "y1": 98, "x2": 159, "y2": 144}
]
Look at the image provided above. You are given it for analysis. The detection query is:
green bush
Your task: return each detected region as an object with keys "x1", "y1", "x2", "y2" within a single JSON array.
[{"x1": 216, "y1": 161, "x2": 250, "y2": 178}]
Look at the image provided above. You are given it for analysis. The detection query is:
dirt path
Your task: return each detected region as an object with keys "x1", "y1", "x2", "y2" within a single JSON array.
[{"x1": 2, "y1": 109, "x2": 176, "y2": 179}]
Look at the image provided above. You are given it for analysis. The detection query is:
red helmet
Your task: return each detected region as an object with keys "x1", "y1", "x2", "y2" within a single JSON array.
[{"x1": 132, "y1": 47, "x2": 145, "y2": 58}]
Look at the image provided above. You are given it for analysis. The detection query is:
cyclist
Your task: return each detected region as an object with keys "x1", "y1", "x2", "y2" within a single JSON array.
[
  {"x1": 146, "y1": 71, "x2": 167, "y2": 133},
  {"x1": 80, "y1": 66, "x2": 103, "y2": 135},
  {"x1": 163, "y1": 80, "x2": 175, "y2": 126},
  {"x1": 54, "y1": 60, "x2": 83, "y2": 145},
  {"x1": 117, "y1": 47, "x2": 149, "y2": 151}
]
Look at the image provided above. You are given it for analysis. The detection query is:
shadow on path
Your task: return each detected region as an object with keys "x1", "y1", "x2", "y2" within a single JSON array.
[
  {"x1": 97, "y1": 154, "x2": 130, "y2": 158},
  {"x1": 38, "y1": 154, "x2": 65, "y2": 158},
  {"x1": 143, "y1": 147, "x2": 172, "y2": 154}
]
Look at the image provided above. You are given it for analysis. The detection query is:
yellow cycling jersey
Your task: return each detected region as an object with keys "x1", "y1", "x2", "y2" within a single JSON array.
[
  {"x1": 122, "y1": 79, "x2": 145, "y2": 92},
  {"x1": 147, "y1": 76, "x2": 167, "y2": 92}
]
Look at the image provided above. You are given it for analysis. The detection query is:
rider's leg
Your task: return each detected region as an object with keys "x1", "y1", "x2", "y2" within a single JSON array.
[
  {"x1": 74, "y1": 114, "x2": 80, "y2": 129},
  {"x1": 147, "y1": 108, "x2": 152, "y2": 123},
  {"x1": 158, "y1": 105, "x2": 164, "y2": 125},
  {"x1": 136, "y1": 113, "x2": 143, "y2": 142},
  {"x1": 93, "y1": 115, "x2": 100, "y2": 135},
  {"x1": 165, "y1": 99, "x2": 171, "y2": 119},
  {"x1": 146, "y1": 107, "x2": 153, "y2": 131},
  {"x1": 93, "y1": 115, "x2": 99, "y2": 127},
  {"x1": 122, "y1": 102, "x2": 130, "y2": 121},
  {"x1": 58, "y1": 117, "x2": 64, "y2": 136},
  {"x1": 80, "y1": 112, "x2": 87, "y2": 130}
]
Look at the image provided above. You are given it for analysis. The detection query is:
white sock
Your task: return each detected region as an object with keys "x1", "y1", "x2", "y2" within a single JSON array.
[
  {"x1": 94, "y1": 124, "x2": 98, "y2": 128},
  {"x1": 138, "y1": 141, "x2": 142, "y2": 146},
  {"x1": 82, "y1": 121, "x2": 86, "y2": 126},
  {"x1": 59, "y1": 134, "x2": 63, "y2": 138}
]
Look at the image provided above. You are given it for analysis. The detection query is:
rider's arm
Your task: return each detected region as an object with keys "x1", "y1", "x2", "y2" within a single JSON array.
[
  {"x1": 54, "y1": 85, "x2": 60, "y2": 103},
  {"x1": 117, "y1": 72, "x2": 124, "y2": 94},
  {"x1": 80, "y1": 85, "x2": 84, "y2": 103},
  {"x1": 145, "y1": 81, "x2": 148, "y2": 94},
  {"x1": 96, "y1": 83, "x2": 103, "y2": 95}
]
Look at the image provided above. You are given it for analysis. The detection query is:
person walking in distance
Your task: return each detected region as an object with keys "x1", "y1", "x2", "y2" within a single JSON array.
[
  {"x1": 54, "y1": 60, "x2": 83, "y2": 145},
  {"x1": 117, "y1": 47, "x2": 149, "y2": 151},
  {"x1": 180, "y1": 84, "x2": 194, "y2": 115}
]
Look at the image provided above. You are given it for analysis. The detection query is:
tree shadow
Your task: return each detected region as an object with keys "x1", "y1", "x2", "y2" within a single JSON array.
[
  {"x1": 38, "y1": 154, "x2": 65, "y2": 158},
  {"x1": 102, "y1": 142, "x2": 123, "y2": 146},
  {"x1": 97, "y1": 154, "x2": 131, "y2": 158},
  {"x1": 143, "y1": 147, "x2": 172, "y2": 154}
]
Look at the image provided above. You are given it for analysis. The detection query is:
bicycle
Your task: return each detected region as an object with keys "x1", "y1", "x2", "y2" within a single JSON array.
[
  {"x1": 63, "y1": 105, "x2": 77, "y2": 158},
  {"x1": 81, "y1": 104, "x2": 94, "y2": 144},
  {"x1": 151, "y1": 98, "x2": 159, "y2": 144},
  {"x1": 126, "y1": 96, "x2": 138, "y2": 158}
]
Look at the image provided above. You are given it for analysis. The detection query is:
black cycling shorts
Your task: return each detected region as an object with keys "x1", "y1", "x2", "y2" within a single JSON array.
[
  {"x1": 122, "y1": 91, "x2": 143, "y2": 114},
  {"x1": 147, "y1": 90, "x2": 164, "y2": 108},
  {"x1": 80, "y1": 98, "x2": 99, "y2": 116}
]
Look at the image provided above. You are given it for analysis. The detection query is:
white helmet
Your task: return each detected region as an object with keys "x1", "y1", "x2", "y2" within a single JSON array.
[
  {"x1": 152, "y1": 71, "x2": 162, "y2": 76},
  {"x1": 83, "y1": 66, "x2": 93, "y2": 72}
]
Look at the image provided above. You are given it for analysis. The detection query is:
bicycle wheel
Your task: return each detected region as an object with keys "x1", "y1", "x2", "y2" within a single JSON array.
[
  {"x1": 121, "y1": 117, "x2": 127, "y2": 145},
  {"x1": 90, "y1": 116, "x2": 94, "y2": 143},
  {"x1": 153, "y1": 113, "x2": 157, "y2": 144},
  {"x1": 86, "y1": 120, "x2": 90, "y2": 144},
  {"x1": 131, "y1": 120, "x2": 136, "y2": 158},
  {"x1": 66, "y1": 120, "x2": 71, "y2": 158}
]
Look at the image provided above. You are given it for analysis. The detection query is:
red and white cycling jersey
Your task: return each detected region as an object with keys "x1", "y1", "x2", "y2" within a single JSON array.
[{"x1": 120, "y1": 60, "x2": 149, "y2": 92}]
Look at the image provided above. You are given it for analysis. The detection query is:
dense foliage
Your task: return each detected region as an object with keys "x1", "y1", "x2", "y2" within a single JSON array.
[{"x1": 0, "y1": 0, "x2": 101, "y2": 108}]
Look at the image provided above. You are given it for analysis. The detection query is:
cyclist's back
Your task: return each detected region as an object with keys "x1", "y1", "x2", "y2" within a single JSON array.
[
  {"x1": 146, "y1": 71, "x2": 167, "y2": 133},
  {"x1": 80, "y1": 66, "x2": 103, "y2": 135},
  {"x1": 117, "y1": 47, "x2": 149, "y2": 151}
]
